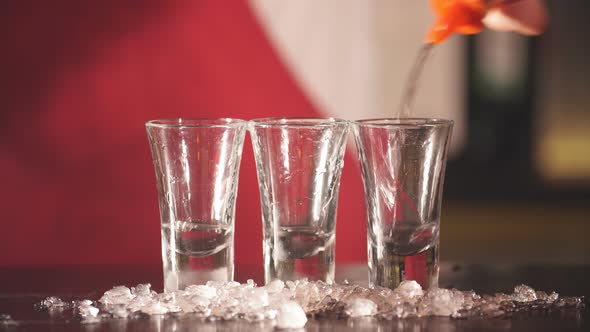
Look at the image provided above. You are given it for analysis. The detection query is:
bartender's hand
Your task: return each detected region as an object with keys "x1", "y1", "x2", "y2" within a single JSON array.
[
  {"x1": 428, "y1": 0, "x2": 548, "y2": 44},
  {"x1": 484, "y1": 0, "x2": 548, "y2": 35}
]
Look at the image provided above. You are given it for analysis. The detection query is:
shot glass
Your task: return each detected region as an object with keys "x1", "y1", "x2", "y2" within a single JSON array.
[
  {"x1": 249, "y1": 118, "x2": 349, "y2": 284},
  {"x1": 352, "y1": 118, "x2": 453, "y2": 290},
  {"x1": 146, "y1": 118, "x2": 247, "y2": 292}
]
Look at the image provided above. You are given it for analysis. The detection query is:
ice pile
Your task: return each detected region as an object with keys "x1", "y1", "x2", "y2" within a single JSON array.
[
  {"x1": 0, "y1": 313, "x2": 17, "y2": 327},
  {"x1": 37, "y1": 280, "x2": 584, "y2": 326},
  {"x1": 276, "y1": 301, "x2": 308, "y2": 329},
  {"x1": 40, "y1": 296, "x2": 67, "y2": 308}
]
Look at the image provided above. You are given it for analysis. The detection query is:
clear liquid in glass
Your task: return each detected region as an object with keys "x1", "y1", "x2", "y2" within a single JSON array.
[
  {"x1": 264, "y1": 226, "x2": 335, "y2": 283},
  {"x1": 368, "y1": 221, "x2": 439, "y2": 289},
  {"x1": 161, "y1": 221, "x2": 233, "y2": 292}
]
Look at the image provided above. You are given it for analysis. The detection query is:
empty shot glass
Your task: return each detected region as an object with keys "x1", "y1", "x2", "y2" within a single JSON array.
[
  {"x1": 352, "y1": 118, "x2": 453, "y2": 290},
  {"x1": 146, "y1": 118, "x2": 247, "y2": 292},
  {"x1": 250, "y1": 118, "x2": 349, "y2": 284}
]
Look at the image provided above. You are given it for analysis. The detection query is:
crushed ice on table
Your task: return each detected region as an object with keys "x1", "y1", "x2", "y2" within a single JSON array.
[
  {"x1": 345, "y1": 298, "x2": 378, "y2": 317},
  {"x1": 41, "y1": 296, "x2": 67, "y2": 308},
  {"x1": 77, "y1": 302, "x2": 100, "y2": 324},
  {"x1": 35, "y1": 280, "x2": 584, "y2": 325},
  {"x1": 0, "y1": 313, "x2": 17, "y2": 327},
  {"x1": 276, "y1": 301, "x2": 307, "y2": 329}
]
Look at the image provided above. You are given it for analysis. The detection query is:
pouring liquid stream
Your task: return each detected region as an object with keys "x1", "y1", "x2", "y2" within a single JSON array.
[
  {"x1": 385, "y1": 0, "x2": 498, "y2": 287},
  {"x1": 397, "y1": 43, "x2": 436, "y2": 119},
  {"x1": 397, "y1": 0, "x2": 501, "y2": 117},
  {"x1": 384, "y1": 42, "x2": 438, "y2": 289}
]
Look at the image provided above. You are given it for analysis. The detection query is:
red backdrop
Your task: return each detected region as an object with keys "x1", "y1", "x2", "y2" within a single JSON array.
[{"x1": 0, "y1": 0, "x2": 367, "y2": 267}]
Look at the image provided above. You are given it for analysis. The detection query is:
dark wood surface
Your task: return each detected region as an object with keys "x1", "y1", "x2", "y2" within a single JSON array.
[{"x1": 0, "y1": 264, "x2": 588, "y2": 331}]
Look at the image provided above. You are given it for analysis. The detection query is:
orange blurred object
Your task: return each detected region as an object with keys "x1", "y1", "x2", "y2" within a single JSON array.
[{"x1": 427, "y1": 0, "x2": 488, "y2": 44}]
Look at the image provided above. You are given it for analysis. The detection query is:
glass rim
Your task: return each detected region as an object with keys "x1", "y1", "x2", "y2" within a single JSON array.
[
  {"x1": 249, "y1": 117, "x2": 348, "y2": 128},
  {"x1": 352, "y1": 118, "x2": 453, "y2": 128},
  {"x1": 145, "y1": 118, "x2": 248, "y2": 129}
]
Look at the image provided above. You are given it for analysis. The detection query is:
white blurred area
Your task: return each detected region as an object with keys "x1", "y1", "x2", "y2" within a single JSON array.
[{"x1": 249, "y1": 0, "x2": 467, "y2": 157}]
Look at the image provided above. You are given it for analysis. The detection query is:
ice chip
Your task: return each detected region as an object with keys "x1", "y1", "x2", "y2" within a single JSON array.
[
  {"x1": 75, "y1": 300, "x2": 94, "y2": 307},
  {"x1": 535, "y1": 291, "x2": 548, "y2": 301},
  {"x1": 421, "y1": 288, "x2": 464, "y2": 316},
  {"x1": 479, "y1": 302, "x2": 501, "y2": 313},
  {"x1": 460, "y1": 290, "x2": 480, "y2": 310},
  {"x1": 155, "y1": 292, "x2": 182, "y2": 313},
  {"x1": 99, "y1": 286, "x2": 133, "y2": 305},
  {"x1": 207, "y1": 280, "x2": 239, "y2": 290},
  {"x1": 81, "y1": 316, "x2": 101, "y2": 324},
  {"x1": 345, "y1": 298, "x2": 378, "y2": 317},
  {"x1": 512, "y1": 284, "x2": 537, "y2": 302},
  {"x1": 265, "y1": 308, "x2": 279, "y2": 320},
  {"x1": 394, "y1": 280, "x2": 424, "y2": 299},
  {"x1": 276, "y1": 301, "x2": 307, "y2": 329},
  {"x1": 131, "y1": 283, "x2": 152, "y2": 296},
  {"x1": 546, "y1": 291, "x2": 559, "y2": 303},
  {"x1": 109, "y1": 304, "x2": 129, "y2": 318},
  {"x1": 491, "y1": 293, "x2": 512, "y2": 304},
  {"x1": 126, "y1": 295, "x2": 153, "y2": 312},
  {"x1": 189, "y1": 295, "x2": 211, "y2": 309},
  {"x1": 293, "y1": 281, "x2": 323, "y2": 311},
  {"x1": 248, "y1": 288, "x2": 270, "y2": 308},
  {"x1": 140, "y1": 301, "x2": 169, "y2": 315},
  {"x1": 265, "y1": 279, "x2": 285, "y2": 294},
  {"x1": 78, "y1": 304, "x2": 99, "y2": 318},
  {"x1": 0, "y1": 314, "x2": 16, "y2": 327},
  {"x1": 42, "y1": 296, "x2": 67, "y2": 308},
  {"x1": 173, "y1": 296, "x2": 195, "y2": 314},
  {"x1": 389, "y1": 302, "x2": 418, "y2": 318},
  {"x1": 185, "y1": 284, "x2": 217, "y2": 299},
  {"x1": 245, "y1": 311, "x2": 266, "y2": 322},
  {"x1": 285, "y1": 280, "x2": 297, "y2": 290}
]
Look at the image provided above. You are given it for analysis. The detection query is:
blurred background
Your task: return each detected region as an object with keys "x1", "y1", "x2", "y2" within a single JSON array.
[
  {"x1": 442, "y1": 0, "x2": 590, "y2": 266},
  {"x1": 0, "y1": 0, "x2": 588, "y2": 270}
]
